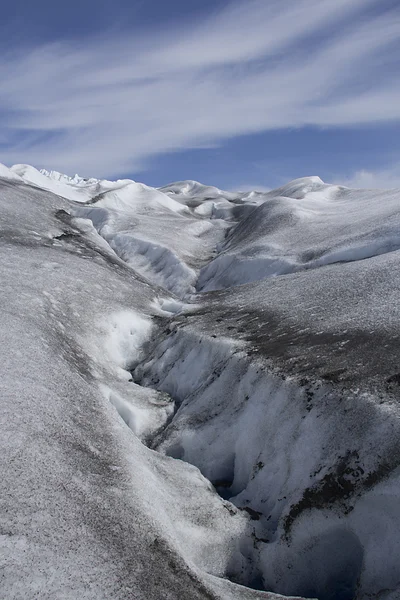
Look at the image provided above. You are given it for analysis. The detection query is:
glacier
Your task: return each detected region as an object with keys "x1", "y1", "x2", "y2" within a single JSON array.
[{"x1": 1, "y1": 162, "x2": 400, "y2": 600}]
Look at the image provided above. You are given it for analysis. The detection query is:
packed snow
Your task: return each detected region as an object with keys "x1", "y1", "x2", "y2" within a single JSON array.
[{"x1": 2, "y1": 163, "x2": 400, "y2": 600}]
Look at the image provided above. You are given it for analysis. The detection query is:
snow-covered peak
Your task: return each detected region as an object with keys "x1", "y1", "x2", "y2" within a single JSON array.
[
  {"x1": 8, "y1": 163, "x2": 133, "y2": 203},
  {"x1": 39, "y1": 168, "x2": 101, "y2": 187},
  {"x1": 159, "y1": 180, "x2": 242, "y2": 203},
  {"x1": 265, "y1": 175, "x2": 325, "y2": 199},
  {"x1": 0, "y1": 162, "x2": 25, "y2": 182}
]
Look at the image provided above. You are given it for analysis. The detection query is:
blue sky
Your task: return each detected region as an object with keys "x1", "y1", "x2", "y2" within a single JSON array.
[{"x1": 1, "y1": 0, "x2": 400, "y2": 190}]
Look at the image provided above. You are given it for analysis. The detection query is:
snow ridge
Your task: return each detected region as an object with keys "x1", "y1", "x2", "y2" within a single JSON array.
[{"x1": 40, "y1": 168, "x2": 100, "y2": 186}]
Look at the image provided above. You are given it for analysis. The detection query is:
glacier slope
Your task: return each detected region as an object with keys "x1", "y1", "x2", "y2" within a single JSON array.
[
  {"x1": 0, "y1": 174, "x2": 281, "y2": 600},
  {"x1": 72, "y1": 180, "x2": 249, "y2": 297},
  {"x1": 197, "y1": 176, "x2": 400, "y2": 291},
  {"x1": 134, "y1": 252, "x2": 400, "y2": 599}
]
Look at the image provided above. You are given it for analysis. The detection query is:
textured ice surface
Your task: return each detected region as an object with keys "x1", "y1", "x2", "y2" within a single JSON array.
[
  {"x1": 198, "y1": 177, "x2": 400, "y2": 291},
  {"x1": 0, "y1": 177, "x2": 276, "y2": 600},
  {"x1": 71, "y1": 180, "x2": 231, "y2": 296},
  {"x1": 2, "y1": 164, "x2": 400, "y2": 600}
]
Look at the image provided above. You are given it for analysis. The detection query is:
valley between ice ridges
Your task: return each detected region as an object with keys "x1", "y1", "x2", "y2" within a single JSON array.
[
  {"x1": 2, "y1": 163, "x2": 400, "y2": 600},
  {"x1": 71, "y1": 170, "x2": 400, "y2": 599}
]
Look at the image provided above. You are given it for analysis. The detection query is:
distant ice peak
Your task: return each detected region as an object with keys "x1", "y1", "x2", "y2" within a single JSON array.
[{"x1": 39, "y1": 168, "x2": 100, "y2": 187}]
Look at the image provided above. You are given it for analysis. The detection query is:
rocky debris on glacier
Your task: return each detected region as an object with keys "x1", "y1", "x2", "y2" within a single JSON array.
[{"x1": 1, "y1": 161, "x2": 400, "y2": 600}]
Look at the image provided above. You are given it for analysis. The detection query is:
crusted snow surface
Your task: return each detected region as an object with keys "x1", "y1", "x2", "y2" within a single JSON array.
[
  {"x1": 134, "y1": 176, "x2": 400, "y2": 599},
  {"x1": 134, "y1": 263, "x2": 400, "y2": 598},
  {"x1": 71, "y1": 180, "x2": 233, "y2": 297},
  {"x1": 3, "y1": 162, "x2": 400, "y2": 600},
  {"x1": 197, "y1": 176, "x2": 400, "y2": 291},
  {"x1": 68, "y1": 178, "x2": 263, "y2": 297},
  {"x1": 160, "y1": 180, "x2": 263, "y2": 221}
]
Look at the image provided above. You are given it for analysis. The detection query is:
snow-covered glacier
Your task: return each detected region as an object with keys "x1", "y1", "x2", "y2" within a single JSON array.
[{"x1": 1, "y1": 163, "x2": 400, "y2": 600}]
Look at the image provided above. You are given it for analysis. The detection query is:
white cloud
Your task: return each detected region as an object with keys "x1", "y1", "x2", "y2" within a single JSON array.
[
  {"x1": 1, "y1": 0, "x2": 400, "y2": 177},
  {"x1": 338, "y1": 164, "x2": 400, "y2": 189}
]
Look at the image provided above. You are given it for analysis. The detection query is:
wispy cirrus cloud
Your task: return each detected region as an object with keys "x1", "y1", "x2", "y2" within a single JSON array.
[{"x1": 1, "y1": 0, "x2": 400, "y2": 177}]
